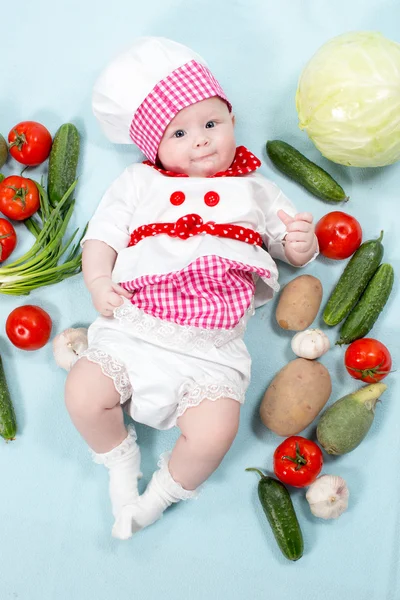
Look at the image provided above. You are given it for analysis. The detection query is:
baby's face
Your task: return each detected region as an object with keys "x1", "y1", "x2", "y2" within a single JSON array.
[{"x1": 157, "y1": 97, "x2": 236, "y2": 177}]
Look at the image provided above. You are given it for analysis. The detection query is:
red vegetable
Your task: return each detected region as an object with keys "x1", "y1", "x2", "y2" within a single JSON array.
[
  {"x1": 0, "y1": 218, "x2": 17, "y2": 262},
  {"x1": 273, "y1": 436, "x2": 323, "y2": 488},
  {"x1": 8, "y1": 121, "x2": 52, "y2": 166},
  {"x1": 0, "y1": 175, "x2": 40, "y2": 221},
  {"x1": 315, "y1": 211, "x2": 362, "y2": 260},
  {"x1": 344, "y1": 338, "x2": 392, "y2": 383},
  {"x1": 6, "y1": 305, "x2": 52, "y2": 351}
]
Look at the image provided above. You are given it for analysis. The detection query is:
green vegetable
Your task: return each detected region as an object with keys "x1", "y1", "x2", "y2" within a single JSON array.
[
  {"x1": 0, "y1": 181, "x2": 85, "y2": 295},
  {"x1": 246, "y1": 468, "x2": 304, "y2": 561},
  {"x1": 266, "y1": 140, "x2": 348, "y2": 202},
  {"x1": 296, "y1": 31, "x2": 400, "y2": 167},
  {"x1": 48, "y1": 123, "x2": 80, "y2": 210},
  {"x1": 316, "y1": 383, "x2": 387, "y2": 455},
  {"x1": 337, "y1": 263, "x2": 394, "y2": 345},
  {"x1": 0, "y1": 123, "x2": 85, "y2": 294},
  {"x1": 0, "y1": 355, "x2": 17, "y2": 441},
  {"x1": 323, "y1": 232, "x2": 384, "y2": 326},
  {"x1": 0, "y1": 134, "x2": 8, "y2": 169}
]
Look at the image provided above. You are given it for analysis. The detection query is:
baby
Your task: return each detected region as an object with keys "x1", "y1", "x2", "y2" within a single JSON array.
[{"x1": 65, "y1": 37, "x2": 318, "y2": 540}]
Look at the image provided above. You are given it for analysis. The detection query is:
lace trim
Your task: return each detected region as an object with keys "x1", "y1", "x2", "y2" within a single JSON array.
[
  {"x1": 177, "y1": 383, "x2": 245, "y2": 418},
  {"x1": 157, "y1": 452, "x2": 200, "y2": 500},
  {"x1": 113, "y1": 301, "x2": 253, "y2": 352},
  {"x1": 80, "y1": 348, "x2": 132, "y2": 404},
  {"x1": 90, "y1": 425, "x2": 138, "y2": 466}
]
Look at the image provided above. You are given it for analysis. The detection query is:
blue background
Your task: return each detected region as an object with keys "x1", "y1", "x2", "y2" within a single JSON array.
[{"x1": 1, "y1": 1, "x2": 399, "y2": 599}]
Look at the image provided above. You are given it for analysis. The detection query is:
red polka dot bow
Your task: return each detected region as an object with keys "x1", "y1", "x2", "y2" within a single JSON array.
[{"x1": 128, "y1": 213, "x2": 263, "y2": 247}]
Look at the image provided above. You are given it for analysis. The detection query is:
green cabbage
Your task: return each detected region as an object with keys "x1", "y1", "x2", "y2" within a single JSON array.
[{"x1": 296, "y1": 31, "x2": 400, "y2": 167}]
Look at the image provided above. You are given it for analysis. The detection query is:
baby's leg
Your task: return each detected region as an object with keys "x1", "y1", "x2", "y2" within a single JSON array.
[
  {"x1": 65, "y1": 357, "x2": 126, "y2": 453},
  {"x1": 65, "y1": 357, "x2": 142, "y2": 521},
  {"x1": 112, "y1": 398, "x2": 239, "y2": 538},
  {"x1": 169, "y1": 397, "x2": 240, "y2": 490}
]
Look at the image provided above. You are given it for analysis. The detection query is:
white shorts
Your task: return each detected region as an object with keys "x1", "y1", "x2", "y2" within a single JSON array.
[{"x1": 80, "y1": 300, "x2": 252, "y2": 430}]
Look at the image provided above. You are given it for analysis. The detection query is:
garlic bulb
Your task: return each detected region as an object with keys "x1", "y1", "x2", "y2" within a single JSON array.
[
  {"x1": 52, "y1": 327, "x2": 88, "y2": 371},
  {"x1": 291, "y1": 328, "x2": 330, "y2": 359},
  {"x1": 306, "y1": 475, "x2": 349, "y2": 519}
]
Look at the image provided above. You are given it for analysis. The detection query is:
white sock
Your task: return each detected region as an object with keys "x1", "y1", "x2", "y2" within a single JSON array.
[
  {"x1": 91, "y1": 425, "x2": 142, "y2": 519},
  {"x1": 112, "y1": 452, "x2": 199, "y2": 540}
]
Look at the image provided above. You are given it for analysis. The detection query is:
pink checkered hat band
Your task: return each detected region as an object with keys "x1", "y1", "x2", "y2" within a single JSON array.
[{"x1": 129, "y1": 60, "x2": 232, "y2": 163}]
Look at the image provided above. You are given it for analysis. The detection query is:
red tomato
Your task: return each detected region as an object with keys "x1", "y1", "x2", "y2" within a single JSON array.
[
  {"x1": 6, "y1": 305, "x2": 52, "y2": 351},
  {"x1": 273, "y1": 436, "x2": 323, "y2": 488},
  {"x1": 0, "y1": 218, "x2": 17, "y2": 262},
  {"x1": 8, "y1": 121, "x2": 52, "y2": 166},
  {"x1": 344, "y1": 338, "x2": 392, "y2": 383},
  {"x1": 0, "y1": 176, "x2": 40, "y2": 220},
  {"x1": 315, "y1": 211, "x2": 362, "y2": 259}
]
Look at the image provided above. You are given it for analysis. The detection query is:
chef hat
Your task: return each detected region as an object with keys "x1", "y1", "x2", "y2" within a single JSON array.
[{"x1": 92, "y1": 36, "x2": 232, "y2": 163}]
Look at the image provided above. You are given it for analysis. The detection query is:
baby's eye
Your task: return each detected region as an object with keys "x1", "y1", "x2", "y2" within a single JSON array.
[
  {"x1": 205, "y1": 121, "x2": 216, "y2": 129},
  {"x1": 173, "y1": 130, "x2": 185, "y2": 138}
]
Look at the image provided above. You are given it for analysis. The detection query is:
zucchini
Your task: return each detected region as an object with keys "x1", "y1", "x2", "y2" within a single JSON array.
[
  {"x1": 337, "y1": 263, "x2": 394, "y2": 345},
  {"x1": 266, "y1": 140, "x2": 348, "y2": 202},
  {"x1": 0, "y1": 354, "x2": 17, "y2": 441},
  {"x1": 323, "y1": 232, "x2": 384, "y2": 326},
  {"x1": 246, "y1": 468, "x2": 303, "y2": 561},
  {"x1": 317, "y1": 382, "x2": 387, "y2": 454},
  {"x1": 47, "y1": 123, "x2": 80, "y2": 209},
  {"x1": 0, "y1": 133, "x2": 8, "y2": 169}
]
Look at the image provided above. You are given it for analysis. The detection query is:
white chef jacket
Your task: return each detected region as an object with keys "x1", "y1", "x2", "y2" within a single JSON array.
[{"x1": 82, "y1": 163, "x2": 305, "y2": 308}]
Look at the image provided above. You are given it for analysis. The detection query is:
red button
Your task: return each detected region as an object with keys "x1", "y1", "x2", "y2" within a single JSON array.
[
  {"x1": 204, "y1": 191, "x2": 220, "y2": 207},
  {"x1": 170, "y1": 191, "x2": 185, "y2": 206}
]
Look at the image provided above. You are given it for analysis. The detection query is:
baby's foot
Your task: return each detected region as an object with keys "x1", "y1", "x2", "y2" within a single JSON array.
[
  {"x1": 91, "y1": 426, "x2": 142, "y2": 519},
  {"x1": 109, "y1": 469, "x2": 142, "y2": 519},
  {"x1": 111, "y1": 455, "x2": 199, "y2": 540},
  {"x1": 111, "y1": 498, "x2": 152, "y2": 540}
]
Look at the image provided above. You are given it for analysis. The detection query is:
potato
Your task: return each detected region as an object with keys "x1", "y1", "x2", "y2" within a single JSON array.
[
  {"x1": 275, "y1": 274, "x2": 322, "y2": 331},
  {"x1": 260, "y1": 358, "x2": 331, "y2": 436}
]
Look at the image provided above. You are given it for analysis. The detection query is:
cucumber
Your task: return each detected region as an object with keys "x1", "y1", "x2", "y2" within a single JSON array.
[
  {"x1": 0, "y1": 355, "x2": 17, "y2": 441},
  {"x1": 337, "y1": 263, "x2": 394, "y2": 345},
  {"x1": 246, "y1": 468, "x2": 303, "y2": 561},
  {"x1": 47, "y1": 123, "x2": 80, "y2": 209},
  {"x1": 323, "y1": 232, "x2": 384, "y2": 326},
  {"x1": 316, "y1": 383, "x2": 387, "y2": 454},
  {"x1": 266, "y1": 140, "x2": 348, "y2": 202}
]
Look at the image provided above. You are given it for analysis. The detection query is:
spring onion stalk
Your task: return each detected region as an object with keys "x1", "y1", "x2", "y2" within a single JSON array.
[
  {"x1": 24, "y1": 179, "x2": 59, "y2": 239},
  {"x1": 0, "y1": 180, "x2": 86, "y2": 295}
]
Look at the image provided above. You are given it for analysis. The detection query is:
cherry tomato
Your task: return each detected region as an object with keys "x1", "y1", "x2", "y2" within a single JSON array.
[
  {"x1": 0, "y1": 218, "x2": 17, "y2": 262},
  {"x1": 6, "y1": 305, "x2": 52, "y2": 351},
  {"x1": 344, "y1": 338, "x2": 392, "y2": 383},
  {"x1": 8, "y1": 121, "x2": 52, "y2": 166},
  {"x1": 273, "y1": 436, "x2": 323, "y2": 488},
  {"x1": 0, "y1": 176, "x2": 40, "y2": 221},
  {"x1": 315, "y1": 211, "x2": 362, "y2": 260}
]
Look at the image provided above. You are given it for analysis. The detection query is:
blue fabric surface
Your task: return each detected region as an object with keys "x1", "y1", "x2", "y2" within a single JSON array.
[{"x1": 1, "y1": 2, "x2": 399, "y2": 599}]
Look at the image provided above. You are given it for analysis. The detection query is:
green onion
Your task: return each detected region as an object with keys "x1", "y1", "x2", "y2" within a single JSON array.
[{"x1": 0, "y1": 180, "x2": 86, "y2": 295}]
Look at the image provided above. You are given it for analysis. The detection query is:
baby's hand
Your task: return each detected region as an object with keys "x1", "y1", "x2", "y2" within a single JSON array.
[
  {"x1": 277, "y1": 209, "x2": 317, "y2": 265},
  {"x1": 88, "y1": 276, "x2": 133, "y2": 317}
]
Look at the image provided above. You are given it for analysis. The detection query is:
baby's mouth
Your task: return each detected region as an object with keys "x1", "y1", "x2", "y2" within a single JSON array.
[{"x1": 192, "y1": 153, "x2": 215, "y2": 162}]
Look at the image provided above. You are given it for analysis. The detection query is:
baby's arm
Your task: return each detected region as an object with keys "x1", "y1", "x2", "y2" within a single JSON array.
[
  {"x1": 81, "y1": 166, "x2": 138, "y2": 315},
  {"x1": 83, "y1": 240, "x2": 132, "y2": 317},
  {"x1": 254, "y1": 174, "x2": 318, "y2": 267},
  {"x1": 277, "y1": 209, "x2": 318, "y2": 267}
]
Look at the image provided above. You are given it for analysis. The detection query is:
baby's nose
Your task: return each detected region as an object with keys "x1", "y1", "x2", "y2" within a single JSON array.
[{"x1": 195, "y1": 136, "x2": 209, "y2": 147}]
